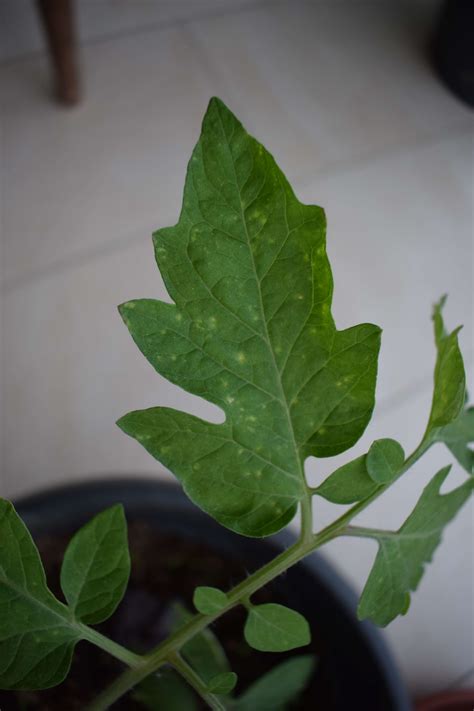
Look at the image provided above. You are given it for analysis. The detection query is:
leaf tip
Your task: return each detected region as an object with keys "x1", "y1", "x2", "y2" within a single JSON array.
[
  {"x1": 433, "y1": 293, "x2": 448, "y2": 315},
  {"x1": 118, "y1": 301, "x2": 138, "y2": 327},
  {"x1": 208, "y1": 671, "x2": 238, "y2": 695}
]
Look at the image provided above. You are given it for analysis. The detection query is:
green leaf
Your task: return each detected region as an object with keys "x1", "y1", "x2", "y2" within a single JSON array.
[
  {"x1": 173, "y1": 605, "x2": 230, "y2": 683},
  {"x1": 435, "y1": 406, "x2": 474, "y2": 475},
  {"x1": 244, "y1": 603, "x2": 310, "y2": 652},
  {"x1": 427, "y1": 296, "x2": 465, "y2": 431},
  {"x1": 193, "y1": 586, "x2": 228, "y2": 615},
  {"x1": 133, "y1": 670, "x2": 197, "y2": 711},
  {"x1": 60, "y1": 504, "x2": 130, "y2": 625},
  {"x1": 233, "y1": 655, "x2": 315, "y2": 711},
  {"x1": 357, "y1": 466, "x2": 473, "y2": 626},
  {"x1": 0, "y1": 500, "x2": 80, "y2": 690},
  {"x1": 118, "y1": 97, "x2": 381, "y2": 537},
  {"x1": 208, "y1": 671, "x2": 237, "y2": 694},
  {"x1": 366, "y1": 438, "x2": 405, "y2": 484},
  {"x1": 315, "y1": 454, "x2": 379, "y2": 504}
]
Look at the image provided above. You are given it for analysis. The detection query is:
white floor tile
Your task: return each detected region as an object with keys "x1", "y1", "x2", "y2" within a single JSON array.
[
  {"x1": 189, "y1": 0, "x2": 472, "y2": 181},
  {"x1": 2, "y1": 236, "x2": 224, "y2": 499},
  {"x1": 0, "y1": 0, "x2": 263, "y2": 62},
  {"x1": 1, "y1": 26, "x2": 215, "y2": 286}
]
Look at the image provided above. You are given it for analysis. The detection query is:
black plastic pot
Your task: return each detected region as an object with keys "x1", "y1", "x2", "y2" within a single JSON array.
[
  {"x1": 433, "y1": 0, "x2": 474, "y2": 107},
  {"x1": 14, "y1": 478, "x2": 412, "y2": 710}
]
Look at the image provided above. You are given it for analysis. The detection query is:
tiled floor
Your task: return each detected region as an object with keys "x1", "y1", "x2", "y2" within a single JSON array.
[{"x1": 1, "y1": 0, "x2": 473, "y2": 698}]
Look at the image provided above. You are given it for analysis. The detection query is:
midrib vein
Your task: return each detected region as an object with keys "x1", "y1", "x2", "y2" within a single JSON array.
[{"x1": 215, "y1": 106, "x2": 306, "y2": 495}]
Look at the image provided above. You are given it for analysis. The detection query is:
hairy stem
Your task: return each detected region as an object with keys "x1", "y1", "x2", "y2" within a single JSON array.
[
  {"x1": 86, "y1": 437, "x2": 432, "y2": 711},
  {"x1": 300, "y1": 493, "x2": 314, "y2": 543},
  {"x1": 85, "y1": 534, "x2": 329, "y2": 710}
]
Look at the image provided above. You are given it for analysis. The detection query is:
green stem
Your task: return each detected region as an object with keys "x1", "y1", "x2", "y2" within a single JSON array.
[
  {"x1": 300, "y1": 493, "x2": 314, "y2": 543},
  {"x1": 79, "y1": 624, "x2": 141, "y2": 668},
  {"x1": 314, "y1": 438, "x2": 432, "y2": 539},
  {"x1": 343, "y1": 525, "x2": 391, "y2": 538},
  {"x1": 86, "y1": 436, "x2": 433, "y2": 711},
  {"x1": 170, "y1": 653, "x2": 228, "y2": 711},
  {"x1": 85, "y1": 534, "x2": 330, "y2": 711}
]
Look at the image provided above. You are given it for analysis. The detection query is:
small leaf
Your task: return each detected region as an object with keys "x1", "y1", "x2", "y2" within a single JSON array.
[
  {"x1": 172, "y1": 605, "x2": 230, "y2": 683},
  {"x1": 234, "y1": 655, "x2": 315, "y2": 711},
  {"x1": 357, "y1": 466, "x2": 473, "y2": 626},
  {"x1": 315, "y1": 454, "x2": 379, "y2": 504},
  {"x1": 0, "y1": 500, "x2": 80, "y2": 690},
  {"x1": 193, "y1": 586, "x2": 228, "y2": 615},
  {"x1": 428, "y1": 296, "x2": 465, "y2": 431},
  {"x1": 133, "y1": 670, "x2": 197, "y2": 711},
  {"x1": 118, "y1": 97, "x2": 381, "y2": 538},
  {"x1": 207, "y1": 671, "x2": 237, "y2": 694},
  {"x1": 60, "y1": 504, "x2": 130, "y2": 625},
  {"x1": 244, "y1": 603, "x2": 310, "y2": 652},
  {"x1": 366, "y1": 438, "x2": 405, "y2": 484},
  {"x1": 435, "y1": 406, "x2": 474, "y2": 475}
]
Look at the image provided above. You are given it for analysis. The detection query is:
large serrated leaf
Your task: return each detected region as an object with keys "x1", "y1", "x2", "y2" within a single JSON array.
[
  {"x1": 357, "y1": 466, "x2": 473, "y2": 626},
  {"x1": 60, "y1": 504, "x2": 130, "y2": 625},
  {"x1": 118, "y1": 97, "x2": 381, "y2": 537},
  {"x1": 0, "y1": 500, "x2": 80, "y2": 690}
]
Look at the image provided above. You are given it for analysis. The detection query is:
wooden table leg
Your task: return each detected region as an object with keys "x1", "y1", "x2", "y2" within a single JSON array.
[{"x1": 36, "y1": 0, "x2": 81, "y2": 106}]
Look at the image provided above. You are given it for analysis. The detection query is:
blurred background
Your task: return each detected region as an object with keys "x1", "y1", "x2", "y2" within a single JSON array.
[{"x1": 0, "y1": 0, "x2": 472, "y2": 703}]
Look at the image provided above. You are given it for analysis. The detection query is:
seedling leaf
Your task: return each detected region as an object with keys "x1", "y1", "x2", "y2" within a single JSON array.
[
  {"x1": 244, "y1": 603, "x2": 310, "y2": 652},
  {"x1": 193, "y1": 586, "x2": 228, "y2": 615},
  {"x1": 208, "y1": 671, "x2": 237, "y2": 694},
  {"x1": 60, "y1": 504, "x2": 130, "y2": 625},
  {"x1": 315, "y1": 454, "x2": 379, "y2": 504},
  {"x1": 366, "y1": 438, "x2": 405, "y2": 484},
  {"x1": 0, "y1": 500, "x2": 80, "y2": 689}
]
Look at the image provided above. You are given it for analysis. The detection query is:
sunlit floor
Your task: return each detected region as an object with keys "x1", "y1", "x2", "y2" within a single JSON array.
[{"x1": 1, "y1": 0, "x2": 472, "y2": 697}]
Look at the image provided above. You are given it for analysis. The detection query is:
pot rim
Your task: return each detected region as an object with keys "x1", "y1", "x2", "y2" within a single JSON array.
[{"x1": 13, "y1": 475, "x2": 413, "y2": 711}]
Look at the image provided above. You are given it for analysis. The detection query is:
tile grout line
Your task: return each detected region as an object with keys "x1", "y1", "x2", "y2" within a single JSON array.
[
  {"x1": 181, "y1": 11, "x2": 473, "y2": 194},
  {"x1": 292, "y1": 122, "x2": 474, "y2": 191},
  {"x1": 1, "y1": 123, "x2": 472, "y2": 296},
  {"x1": 0, "y1": 0, "x2": 281, "y2": 69},
  {"x1": 1, "y1": 224, "x2": 154, "y2": 294}
]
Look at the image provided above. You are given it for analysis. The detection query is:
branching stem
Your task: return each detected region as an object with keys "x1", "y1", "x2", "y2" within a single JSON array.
[
  {"x1": 86, "y1": 437, "x2": 432, "y2": 711},
  {"x1": 170, "y1": 653, "x2": 228, "y2": 711}
]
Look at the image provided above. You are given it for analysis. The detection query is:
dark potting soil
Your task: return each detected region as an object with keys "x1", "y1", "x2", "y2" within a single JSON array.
[{"x1": 0, "y1": 521, "x2": 331, "y2": 710}]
